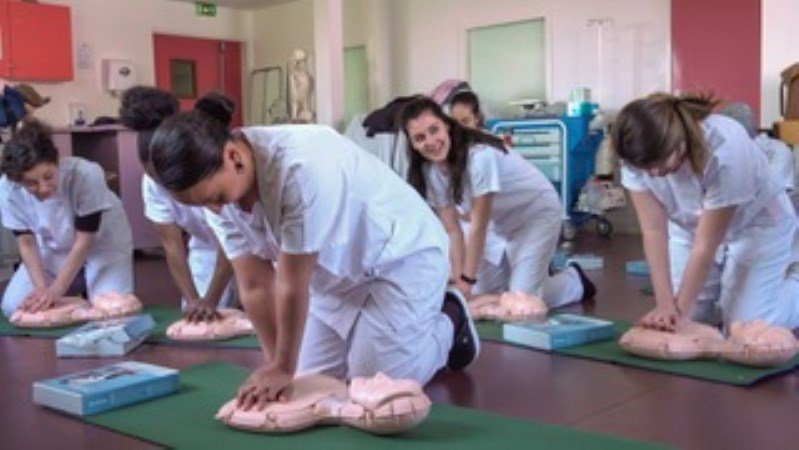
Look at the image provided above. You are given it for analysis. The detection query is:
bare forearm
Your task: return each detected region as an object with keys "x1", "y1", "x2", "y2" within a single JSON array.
[
  {"x1": 463, "y1": 224, "x2": 488, "y2": 279},
  {"x1": 641, "y1": 230, "x2": 674, "y2": 308},
  {"x1": 203, "y1": 250, "x2": 233, "y2": 308},
  {"x1": 273, "y1": 280, "x2": 308, "y2": 374},
  {"x1": 675, "y1": 245, "x2": 716, "y2": 316},
  {"x1": 50, "y1": 233, "x2": 94, "y2": 297},
  {"x1": 17, "y1": 236, "x2": 47, "y2": 289},
  {"x1": 448, "y1": 231, "x2": 465, "y2": 282},
  {"x1": 163, "y1": 243, "x2": 201, "y2": 303},
  {"x1": 234, "y1": 258, "x2": 278, "y2": 360}
]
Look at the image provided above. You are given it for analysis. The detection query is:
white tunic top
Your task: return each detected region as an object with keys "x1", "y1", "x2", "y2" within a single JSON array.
[
  {"x1": 0, "y1": 157, "x2": 131, "y2": 257},
  {"x1": 142, "y1": 174, "x2": 218, "y2": 251},
  {"x1": 423, "y1": 143, "x2": 561, "y2": 264},
  {"x1": 207, "y1": 125, "x2": 449, "y2": 336},
  {"x1": 621, "y1": 114, "x2": 791, "y2": 249}
]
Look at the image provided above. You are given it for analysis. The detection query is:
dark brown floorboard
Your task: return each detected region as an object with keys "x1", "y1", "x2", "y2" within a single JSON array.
[{"x1": 2, "y1": 233, "x2": 797, "y2": 450}]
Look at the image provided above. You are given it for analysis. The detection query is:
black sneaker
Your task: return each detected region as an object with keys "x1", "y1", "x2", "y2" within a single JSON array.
[
  {"x1": 443, "y1": 289, "x2": 480, "y2": 370},
  {"x1": 569, "y1": 261, "x2": 597, "y2": 301}
]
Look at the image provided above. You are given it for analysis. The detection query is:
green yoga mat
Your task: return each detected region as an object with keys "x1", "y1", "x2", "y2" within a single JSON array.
[
  {"x1": 86, "y1": 362, "x2": 665, "y2": 450},
  {"x1": 0, "y1": 306, "x2": 260, "y2": 348},
  {"x1": 0, "y1": 313, "x2": 82, "y2": 337},
  {"x1": 476, "y1": 320, "x2": 799, "y2": 386}
]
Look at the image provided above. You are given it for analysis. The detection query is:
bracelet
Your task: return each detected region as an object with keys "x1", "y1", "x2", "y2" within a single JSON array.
[{"x1": 460, "y1": 274, "x2": 477, "y2": 285}]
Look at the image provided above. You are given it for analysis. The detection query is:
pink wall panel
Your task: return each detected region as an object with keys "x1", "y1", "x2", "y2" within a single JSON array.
[{"x1": 672, "y1": 0, "x2": 761, "y2": 120}]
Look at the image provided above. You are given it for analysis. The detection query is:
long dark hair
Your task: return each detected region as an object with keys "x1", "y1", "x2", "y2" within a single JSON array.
[
  {"x1": 612, "y1": 92, "x2": 718, "y2": 175},
  {"x1": 0, "y1": 119, "x2": 58, "y2": 182},
  {"x1": 149, "y1": 93, "x2": 235, "y2": 192},
  {"x1": 399, "y1": 96, "x2": 505, "y2": 204},
  {"x1": 449, "y1": 90, "x2": 485, "y2": 127}
]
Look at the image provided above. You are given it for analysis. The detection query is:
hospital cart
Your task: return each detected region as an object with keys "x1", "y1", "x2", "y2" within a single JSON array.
[{"x1": 487, "y1": 116, "x2": 603, "y2": 239}]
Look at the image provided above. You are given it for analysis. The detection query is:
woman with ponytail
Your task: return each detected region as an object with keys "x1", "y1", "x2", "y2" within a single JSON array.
[
  {"x1": 119, "y1": 87, "x2": 236, "y2": 322},
  {"x1": 613, "y1": 92, "x2": 799, "y2": 332}
]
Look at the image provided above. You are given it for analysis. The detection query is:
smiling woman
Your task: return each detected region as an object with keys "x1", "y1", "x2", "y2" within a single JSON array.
[{"x1": 399, "y1": 96, "x2": 594, "y2": 310}]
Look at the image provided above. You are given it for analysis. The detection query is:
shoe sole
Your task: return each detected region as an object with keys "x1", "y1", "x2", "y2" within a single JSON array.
[{"x1": 447, "y1": 289, "x2": 481, "y2": 368}]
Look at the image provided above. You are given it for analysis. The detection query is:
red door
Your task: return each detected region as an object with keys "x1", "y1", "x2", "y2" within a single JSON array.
[
  {"x1": 671, "y1": 0, "x2": 761, "y2": 118},
  {"x1": 153, "y1": 33, "x2": 243, "y2": 127}
]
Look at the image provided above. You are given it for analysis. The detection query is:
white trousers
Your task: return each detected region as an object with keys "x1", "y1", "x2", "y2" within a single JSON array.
[
  {"x1": 297, "y1": 250, "x2": 452, "y2": 385},
  {"x1": 474, "y1": 255, "x2": 583, "y2": 308},
  {"x1": 669, "y1": 208, "x2": 799, "y2": 331},
  {"x1": 474, "y1": 213, "x2": 582, "y2": 308},
  {"x1": 2, "y1": 249, "x2": 133, "y2": 317}
]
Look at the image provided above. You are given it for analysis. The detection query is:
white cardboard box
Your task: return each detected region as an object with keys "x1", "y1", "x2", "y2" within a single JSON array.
[{"x1": 56, "y1": 314, "x2": 155, "y2": 357}]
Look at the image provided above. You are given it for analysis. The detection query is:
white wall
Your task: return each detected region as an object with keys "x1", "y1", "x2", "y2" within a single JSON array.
[
  {"x1": 1, "y1": 0, "x2": 249, "y2": 128},
  {"x1": 386, "y1": 0, "x2": 671, "y2": 114},
  {"x1": 249, "y1": 0, "x2": 314, "y2": 76},
  {"x1": 761, "y1": 0, "x2": 799, "y2": 127},
  {"x1": 343, "y1": 0, "x2": 394, "y2": 109}
]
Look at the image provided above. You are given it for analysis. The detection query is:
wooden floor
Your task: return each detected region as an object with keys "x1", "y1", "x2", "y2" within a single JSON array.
[{"x1": 2, "y1": 233, "x2": 798, "y2": 450}]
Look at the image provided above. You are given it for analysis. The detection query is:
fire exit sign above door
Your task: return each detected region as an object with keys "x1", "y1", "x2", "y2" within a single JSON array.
[{"x1": 195, "y1": 2, "x2": 217, "y2": 17}]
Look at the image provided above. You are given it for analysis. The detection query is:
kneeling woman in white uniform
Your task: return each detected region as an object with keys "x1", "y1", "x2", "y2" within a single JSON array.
[
  {"x1": 0, "y1": 120, "x2": 133, "y2": 316},
  {"x1": 147, "y1": 106, "x2": 479, "y2": 408},
  {"x1": 400, "y1": 97, "x2": 593, "y2": 307},
  {"x1": 119, "y1": 87, "x2": 236, "y2": 321},
  {"x1": 613, "y1": 93, "x2": 799, "y2": 332}
]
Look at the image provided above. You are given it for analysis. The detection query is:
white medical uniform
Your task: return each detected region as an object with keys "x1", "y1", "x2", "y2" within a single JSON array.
[
  {"x1": 207, "y1": 125, "x2": 453, "y2": 384},
  {"x1": 622, "y1": 114, "x2": 799, "y2": 329},
  {"x1": 754, "y1": 134, "x2": 796, "y2": 192},
  {"x1": 0, "y1": 157, "x2": 133, "y2": 316},
  {"x1": 424, "y1": 144, "x2": 582, "y2": 307},
  {"x1": 142, "y1": 175, "x2": 236, "y2": 308}
]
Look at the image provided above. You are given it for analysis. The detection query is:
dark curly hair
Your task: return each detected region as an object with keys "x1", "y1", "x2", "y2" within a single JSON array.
[
  {"x1": 119, "y1": 86, "x2": 180, "y2": 131},
  {"x1": 0, "y1": 119, "x2": 59, "y2": 182}
]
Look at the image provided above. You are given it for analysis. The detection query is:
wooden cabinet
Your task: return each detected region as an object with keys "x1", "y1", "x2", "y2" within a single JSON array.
[
  {"x1": 51, "y1": 126, "x2": 159, "y2": 251},
  {"x1": 0, "y1": 0, "x2": 73, "y2": 81}
]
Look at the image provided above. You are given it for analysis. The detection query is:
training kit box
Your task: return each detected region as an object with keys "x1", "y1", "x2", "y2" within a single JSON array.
[
  {"x1": 33, "y1": 361, "x2": 180, "y2": 416},
  {"x1": 56, "y1": 314, "x2": 156, "y2": 357},
  {"x1": 503, "y1": 314, "x2": 615, "y2": 350}
]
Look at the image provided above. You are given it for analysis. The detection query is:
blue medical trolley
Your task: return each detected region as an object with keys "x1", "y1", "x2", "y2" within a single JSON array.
[{"x1": 486, "y1": 115, "x2": 603, "y2": 237}]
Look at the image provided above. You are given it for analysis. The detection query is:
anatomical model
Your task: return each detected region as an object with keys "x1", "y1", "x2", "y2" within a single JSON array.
[
  {"x1": 166, "y1": 308, "x2": 254, "y2": 341},
  {"x1": 469, "y1": 291, "x2": 548, "y2": 322},
  {"x1": 216, "y1": 372, "x2": 431, "y2": 435}
]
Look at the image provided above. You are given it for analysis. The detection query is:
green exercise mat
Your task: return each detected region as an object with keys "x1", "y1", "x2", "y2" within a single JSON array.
[
  {"x1": 86, "y1": 362, "x2": 666, "y2": 450},
  {"x1": 0, "y1": 306, "x2": 260, "y2": 348},
  {"x1": 144, "y1": 306, "x2": 260, "y2": 349},
  {"x1": 476, "y1": 319, "x2": 799, "y2": 386},
  {"x1": 0, "y1": 313, "x2": 82, "y2": 337}
]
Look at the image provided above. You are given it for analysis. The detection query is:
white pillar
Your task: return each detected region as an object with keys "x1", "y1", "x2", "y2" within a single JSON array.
[{"x1": 313, "y1": 0, "x2": 344, "y2": 128}]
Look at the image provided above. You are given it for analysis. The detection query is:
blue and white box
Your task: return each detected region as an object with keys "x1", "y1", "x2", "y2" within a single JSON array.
[
  {"x1": 503, "y1": 314, "x2": 614, "y2": 350},
  {"x1": 33, "y1": 361, "x2": 180, "y2": 416},
  {"x1": 56, "y1": 314, "x2": 155, "y2": 357}
]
